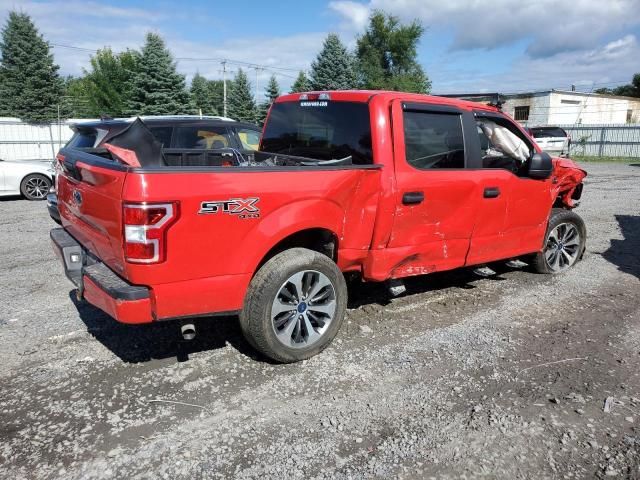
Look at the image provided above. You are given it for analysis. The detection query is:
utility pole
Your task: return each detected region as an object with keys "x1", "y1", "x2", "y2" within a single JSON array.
[
  {"x1": 222, "y1": 60, "x2": 227, "y2": 117},
  {"x1": 254, "y1": 66, "x2": 263, "y2": 104}
]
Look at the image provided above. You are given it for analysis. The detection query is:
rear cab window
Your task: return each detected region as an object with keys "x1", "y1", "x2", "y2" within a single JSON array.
[
  {"x1": 403, "y1": 110, "x2": 465, "y2": 169},
  {"x1": 261, "y1": 100, "x2": 373, "y2": 164},
  {"x1": 174, "y1": 125, "x2": 233, "y2": 149}
]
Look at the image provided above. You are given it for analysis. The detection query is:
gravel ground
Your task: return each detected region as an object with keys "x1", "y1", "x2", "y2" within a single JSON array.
[{"x1": 1, "y1": 162, "x2": 639, "y2": 479}]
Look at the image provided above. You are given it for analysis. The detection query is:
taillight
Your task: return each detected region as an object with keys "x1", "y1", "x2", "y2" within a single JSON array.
[{"x1": 123, "y1": 202, "x2": 178, "y2": 263}]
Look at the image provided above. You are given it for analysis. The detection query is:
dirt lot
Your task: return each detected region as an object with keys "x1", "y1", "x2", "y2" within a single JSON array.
[{"x1": 1, "y1": 162, "x2": 639, "y2": 479}]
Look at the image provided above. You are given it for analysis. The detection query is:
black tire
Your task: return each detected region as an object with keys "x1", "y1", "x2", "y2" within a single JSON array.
[
  {"x1": 240, "y1": 248, "x2": 348, "y2": 363},
  {"x1": 530, "y1": 208, "x2": 586, "y2": 274},
  {"x1": 20, "y1": 173, "x2": 51, "y2": 200}
]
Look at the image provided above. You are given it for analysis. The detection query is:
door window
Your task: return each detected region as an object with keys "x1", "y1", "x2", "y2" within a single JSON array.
[
  {"x1": 236, "y1": 128, "x2": 261, "y2": 151},
  {"x1": 403, "y1": 111, "x2": 465, "y2": 169},
  {"x1": 476, "y1": 116, "x2": 533, "y2": 174},
  {"x1": 174, "y1": 126, "x2": 232, "y2": 149}
]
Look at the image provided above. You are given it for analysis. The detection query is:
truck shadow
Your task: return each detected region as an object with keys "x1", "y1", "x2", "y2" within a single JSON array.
[
  {"x1": 602, "y1": 214, "x2": 640, "y2": 279},
  {"x1": 70, "y1": 264, "x2": 517, "y2": 365}
]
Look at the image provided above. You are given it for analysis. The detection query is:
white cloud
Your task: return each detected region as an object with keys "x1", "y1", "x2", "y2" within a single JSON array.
[
  {"x1": 330, "y1": 0, "x2": 640, "y2": 58},
  {"x1": 328, "y1": 1, "x2": 370, "y2": 31}
]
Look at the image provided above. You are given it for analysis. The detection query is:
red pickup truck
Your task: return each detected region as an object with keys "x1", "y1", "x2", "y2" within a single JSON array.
[{"x1": 51, "y1": 91, "x2": 586, "y2": 362}]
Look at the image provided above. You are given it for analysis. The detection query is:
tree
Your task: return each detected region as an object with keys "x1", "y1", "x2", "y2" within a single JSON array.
[
  {"x1": 207, "y1": 79, "x2": 225, "y2": 115},
  {"x1": 0, "y1": 11, "x2": 65, "y2": 122},
  {"x1": 127, "y1": 32, "x2": 192, "y2": 115},
  {"x1": 190, "y1": 73, "x2": 218, "y2": 115},
  {"x1": 257, "y1": 75, "x2": 280, "y2": 125},
  {"x1": 595, "y1": 74, "x2": 640, "y2": 97},
  {"x1": 228, "y1": 68, "x2": 256, "y2": 122},
  {"x1": 309, "y1": 34, "x2": 357, "y2": 90},
  {"x1": 82, "y1": 48, "x2": 139, "y2": 117},
  {"x1": 62, "y1": 76, "x2": 94, "y2": 118},
  {"x1": 355, "y1": 10, "x2": 431, "y2": 93},
  {"x1": 290, "y1": 71, "x2": 311, "y2": 93}
]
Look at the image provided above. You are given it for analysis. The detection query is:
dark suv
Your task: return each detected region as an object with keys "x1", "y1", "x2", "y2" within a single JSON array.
[{"x1": 48, "y1": 115, "x2": 262, "y2": 223}]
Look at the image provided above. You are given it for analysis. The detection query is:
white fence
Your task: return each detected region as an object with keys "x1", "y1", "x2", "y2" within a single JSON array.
[{"x1": 0, "y1": 118, "x2": 81, "y2": 161}]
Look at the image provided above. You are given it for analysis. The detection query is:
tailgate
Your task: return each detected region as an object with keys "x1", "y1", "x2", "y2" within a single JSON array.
[{"x1": 56, "y1": 148, "x2": 129, "y2": 274}]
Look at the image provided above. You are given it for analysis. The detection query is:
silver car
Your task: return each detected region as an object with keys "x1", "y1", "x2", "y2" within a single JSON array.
[{"x1": 0, "y1": 158, "x2": 55, "y2": 200}]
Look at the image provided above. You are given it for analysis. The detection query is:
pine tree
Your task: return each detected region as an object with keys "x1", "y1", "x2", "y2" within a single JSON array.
[
  {"x1": 207, "y1": 79, "x2": 224, "y2": 115},
  {"x1": 0, "y1": 11, "x2": 65, "y2": 122},
  {"x1": 257, "y1": 75, "x2": 280, "y2": 125},
  {"x1": 83, "y1": 48, "x2": 140, "y2": 117},
  {"x1": 290, "y1": 71, "x2": 311, "y2": 93},
  {"x1": 228, "y1": 68, "x2": 256, "y2": 122},
  {"x1": 355, "y1": 11, "x2": 431, "y2": 93},
  {"x1": 310, "y1": 34, "x2": 356, "y2": 91},
  {"x1": 62, "y1": 76, "x2": 94, "y2": 118},
  {"x1": 127, "y1": 33, "x2": 192, "y2": 115},
  {"x1": 190, "y1": 73, "x2": 218, "y2": 115}
]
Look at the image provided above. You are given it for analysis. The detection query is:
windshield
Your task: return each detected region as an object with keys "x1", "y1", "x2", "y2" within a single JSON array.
[
  {"x1": 530, "y1": 127, "x2": 567, "y2": 138},
  {"x1": 261, "y1": 101, "x2": 373, "y2": 164}
]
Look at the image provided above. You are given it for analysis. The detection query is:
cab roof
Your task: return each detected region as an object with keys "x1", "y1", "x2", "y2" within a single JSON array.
[{"x1": 275, "y1": 90, "x2": 499, "y2": 113}]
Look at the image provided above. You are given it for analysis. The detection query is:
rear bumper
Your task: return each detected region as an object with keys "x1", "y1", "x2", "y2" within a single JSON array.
[{"x1": 50, "y1": 228, "x2": 154, "y2": 324}]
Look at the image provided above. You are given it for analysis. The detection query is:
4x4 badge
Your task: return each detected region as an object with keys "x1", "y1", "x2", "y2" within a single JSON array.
[{"x1": 199, "y1": 198, "x2": 260, "y2": 219}]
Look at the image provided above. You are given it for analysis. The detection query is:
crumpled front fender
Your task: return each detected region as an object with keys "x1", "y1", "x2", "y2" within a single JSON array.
[{"x1": 552, "y1": 158, "x2": 587, "y2": 208}]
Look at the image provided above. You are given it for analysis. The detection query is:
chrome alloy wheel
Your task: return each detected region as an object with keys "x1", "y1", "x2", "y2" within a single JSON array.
[
  {"x1": 25, "y1": 176, "x2": 50, "y2": 199},
  {"x1": 544, "y1": 222, "x2": 581, "y2": 272},
  {"x1": 271, "y1": 270, "x2": 337, "y2": 348}
]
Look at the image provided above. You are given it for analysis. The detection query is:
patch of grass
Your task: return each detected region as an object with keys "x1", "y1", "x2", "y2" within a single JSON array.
[{"x1": 572, "y1": 155, "x2": 639, "y2": 163}]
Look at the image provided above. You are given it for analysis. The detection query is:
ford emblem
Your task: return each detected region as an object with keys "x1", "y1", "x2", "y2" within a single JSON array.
[{"x1": 72, "y1": 190, "x2": 83, "y2": 206}]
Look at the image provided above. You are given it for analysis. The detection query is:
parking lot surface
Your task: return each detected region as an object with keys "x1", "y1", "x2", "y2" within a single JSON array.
[{"x1": 1, "y1": 162, "x2": 639, "y2": 479}]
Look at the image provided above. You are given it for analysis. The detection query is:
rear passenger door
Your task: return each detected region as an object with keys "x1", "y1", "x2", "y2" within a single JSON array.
[{"x1": 387, "y1": 101, "x2": 491, "y2": 276}]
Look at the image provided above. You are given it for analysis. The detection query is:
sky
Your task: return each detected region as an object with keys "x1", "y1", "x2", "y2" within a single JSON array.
[{"x1": 1, "y1": 0, "x2": 639, "y2": 100}]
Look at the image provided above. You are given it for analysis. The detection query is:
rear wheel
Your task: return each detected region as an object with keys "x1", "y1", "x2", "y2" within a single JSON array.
[
  {"x1": 20, "y1": 174, "x2": 51, "y2": 200},
  {"x1": 531, "y1": 209, "x2": 586, "y2": 274},
  {"x1": 240, "y1": 248, "x2": 347, "y2": 363}
]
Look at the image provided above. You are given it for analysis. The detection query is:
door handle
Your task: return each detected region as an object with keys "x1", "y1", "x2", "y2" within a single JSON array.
[
  {"x1": 402, "y1": 191, "x2": 424, "y2": 205},
  {"x1": 483, "y1": 187, "x2": 500, "y2": 198}
]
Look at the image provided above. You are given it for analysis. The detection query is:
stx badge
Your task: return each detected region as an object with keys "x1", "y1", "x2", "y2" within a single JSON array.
[{"x1": 199, "y1": 198, "x2": 260, "y2": 219}]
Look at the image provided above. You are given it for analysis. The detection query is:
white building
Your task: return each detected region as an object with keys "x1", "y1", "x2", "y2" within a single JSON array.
[{"x1": 502, "y1": 90, "x2": 640, "y2": 126}]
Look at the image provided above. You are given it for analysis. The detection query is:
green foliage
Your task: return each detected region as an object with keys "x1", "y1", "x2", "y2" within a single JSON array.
[
  {"x1": 595, "y1": 74, "x2": 640, "y2": 97},
  {"x1": 228, "y1": 68, "x2": 257, "y2": 122},
  {"x1": 62, "y1": 76, "x2": 94, "y2": 118},
  {"x1": 80, "y1": 48, "x2": 139, "y2": 117},
  {"x1": 355, "y1": 10, "x2": 430, "y2": 93},
  {"x1": 207, "y1": 79, "x2": 225, "y2": 115},
  {"x1": 127, "y1": 33, "x2": 192, "y2": 115},
  {"x1": 310, "y1": 34, "x2": 356, "y2": 90},
  {"x1": 0, "y1": 11, "x2": 65, "y2": 122},
  {"x1": 191, "y1": 73, "x2": 218, "y2": 115},
  {"x1": 258, "y1": 75, "x2": 280, "y2": 125},
  {"x1": 290, "y1": 71, "x2": 311, "y2": 93}
]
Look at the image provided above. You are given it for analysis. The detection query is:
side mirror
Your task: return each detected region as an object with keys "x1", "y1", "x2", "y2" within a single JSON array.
[{"x1": 528, "y1": 151, "x2": 553, "y2": 179}]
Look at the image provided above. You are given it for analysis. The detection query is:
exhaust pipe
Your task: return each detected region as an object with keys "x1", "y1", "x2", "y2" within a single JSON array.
[{"x1": 181, "y1": 323, "x2": 196, "y2": 341}]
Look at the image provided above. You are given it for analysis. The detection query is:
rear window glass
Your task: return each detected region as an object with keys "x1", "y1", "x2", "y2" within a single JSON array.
[
  {"x1": 261, "y1": 101, "x2": 373, "y2": 164},
  {"x1": 174, "y1": 126, "x2": 233, "y2": 149},
  {"x1": 530, "y1": 127, "x2": 567, "y2": 138},
  {"x1": 148, "y1": 126, "x2": 173, "y2": 147},
  {"x1": 403, "y1": 111, "x2": 465, "y2": 169},
  {"x1": 67, "y1": 131, "x2": 97, "y2": 148}
]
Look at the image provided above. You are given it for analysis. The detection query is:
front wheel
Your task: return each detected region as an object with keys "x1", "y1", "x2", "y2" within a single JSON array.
[
  {"x1": 20, "y1": 173, "x2": 51, "y2": 200},
  {"x1": 240, "y1": 248, "x2": 347, "y2": 363},
  {"x1": 531, "y1": 209, "x2": 586, "y2": 274}
]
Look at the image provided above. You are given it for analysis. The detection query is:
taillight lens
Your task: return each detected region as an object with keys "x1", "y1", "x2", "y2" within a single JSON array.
[{"x1": 123, "y1": 202, "x2": 178, "y2": 263}]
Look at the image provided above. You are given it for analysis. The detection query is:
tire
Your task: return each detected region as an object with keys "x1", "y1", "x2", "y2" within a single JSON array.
[
  {"x1": 240, "y1": 248, "x2": 348, "y2": 363},
  {"x1": 20, "y1": 173, "x2": 51, "y2": 200},
  {"x1": 530, "y1": 208, "x2": 586, "y2": 274}
]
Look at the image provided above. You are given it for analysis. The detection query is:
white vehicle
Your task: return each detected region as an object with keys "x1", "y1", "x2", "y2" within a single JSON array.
[
  {"x1": 527, "y1": 126, "x2": 571, "y2": 157},
  {"x1": 0, "y1": 158, "x2": 55, "y2": 200}
]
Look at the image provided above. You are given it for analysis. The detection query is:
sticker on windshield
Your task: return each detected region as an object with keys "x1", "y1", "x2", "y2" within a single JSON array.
[
  {"x1": 199, "y1": 198, "x2": 260, "y2": 219},
  {"x1": 300, "y1": 101, "x2": 328, "y2": 107}
]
